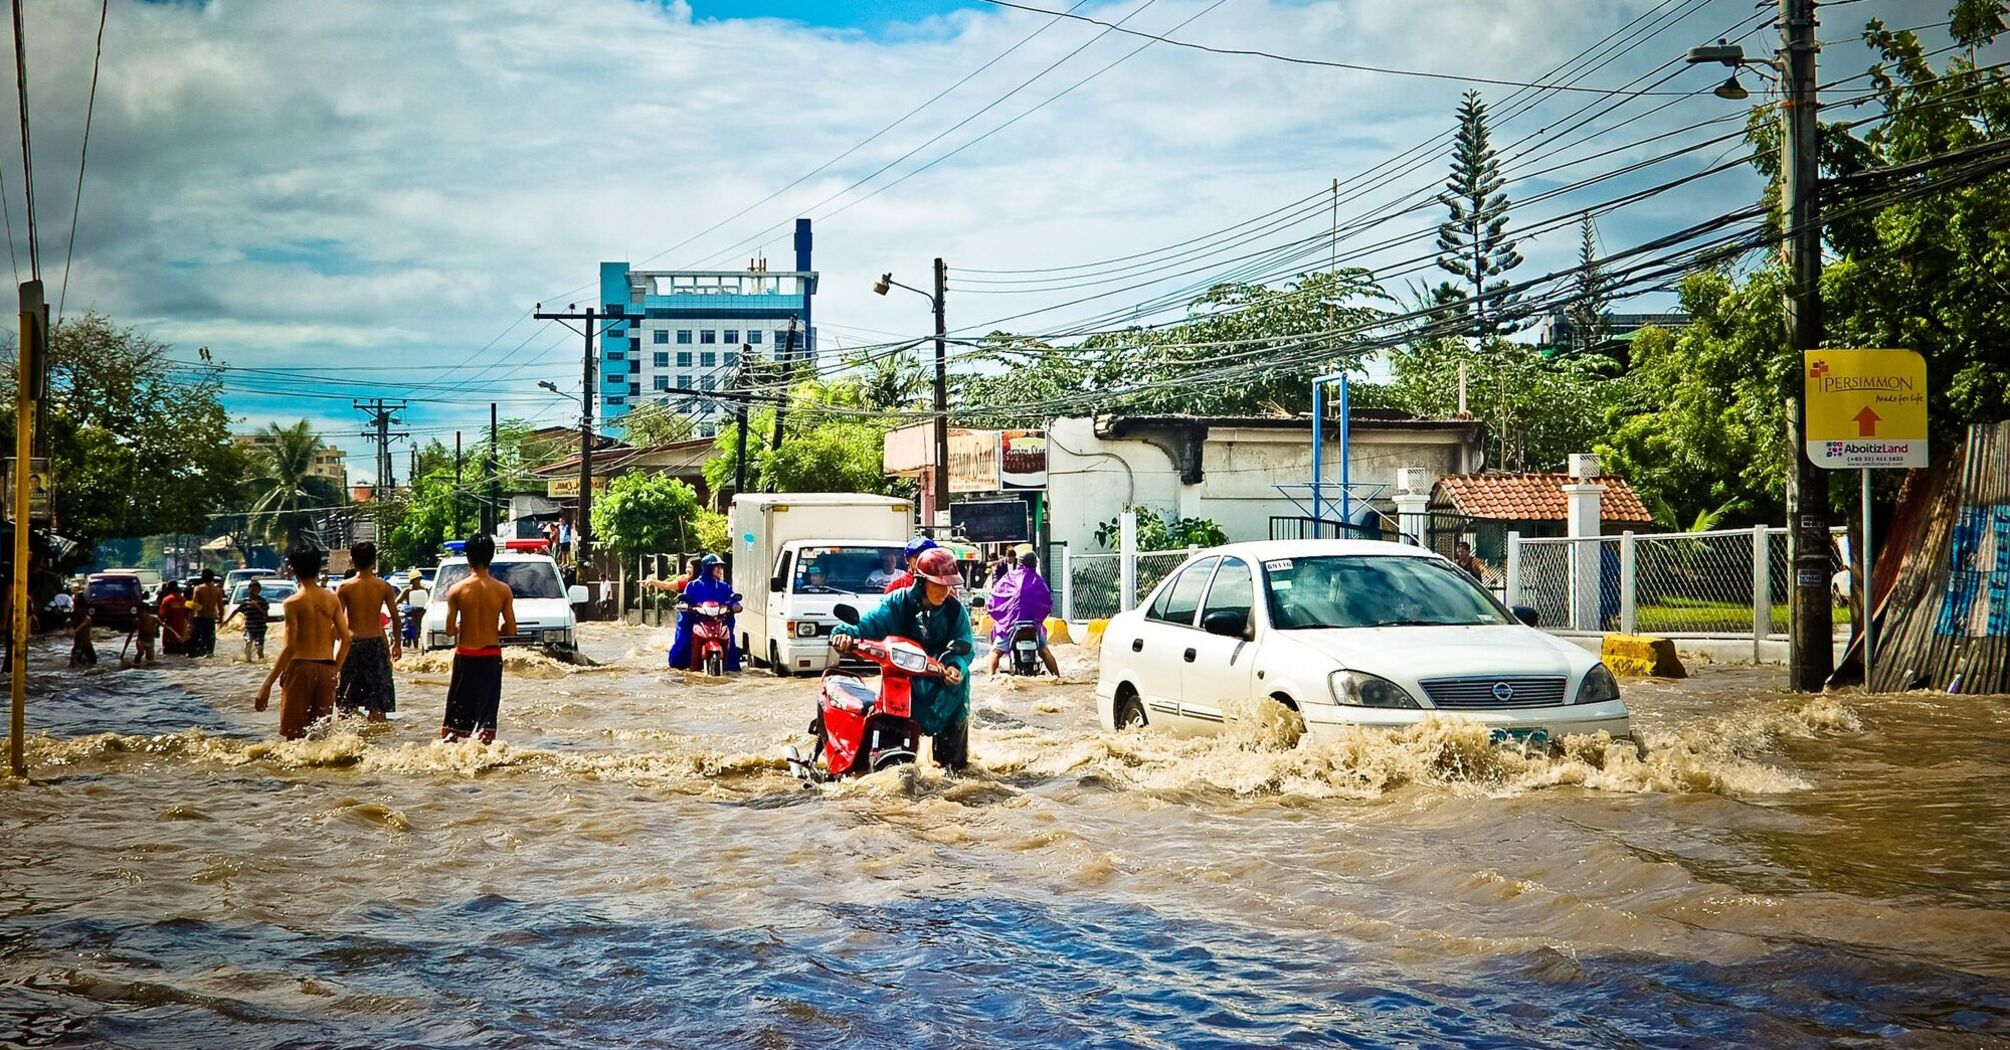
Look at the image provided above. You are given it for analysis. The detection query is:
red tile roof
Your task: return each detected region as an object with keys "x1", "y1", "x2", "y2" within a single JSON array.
[{"x1": 1431, "y1": 472, "x2": 1656, "y2": 523}]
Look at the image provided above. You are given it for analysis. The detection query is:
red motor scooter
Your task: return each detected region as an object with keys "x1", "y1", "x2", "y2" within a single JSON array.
[
  {"x1": 783, "y1": 603, "x2": 970, "y2": 782},
  {"x1": 675, "y1": 598, "x2": 739, "y2": 677}
]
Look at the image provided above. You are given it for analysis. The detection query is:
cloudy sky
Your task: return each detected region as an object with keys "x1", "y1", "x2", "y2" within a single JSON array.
[{"x1": 4, "y1": 0, "x2": 1978, "y2": 480}]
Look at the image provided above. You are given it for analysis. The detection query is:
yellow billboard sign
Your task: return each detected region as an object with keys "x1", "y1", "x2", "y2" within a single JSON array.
[{"x1": 1804, "y1": 349, "x2": 1928, "y2": 469}]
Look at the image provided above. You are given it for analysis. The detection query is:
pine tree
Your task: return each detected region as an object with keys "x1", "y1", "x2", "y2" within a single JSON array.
[
  {"x1": 1435, "y1": 90, "x2": 1525, "y2": 339},
  {"x1": 1564, "y1": 213, "x2": 1609, "y2": 356}
]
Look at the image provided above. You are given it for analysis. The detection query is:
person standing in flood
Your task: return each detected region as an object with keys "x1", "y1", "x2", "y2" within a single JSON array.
[
  {"x1": 335, "y1": 542, "x2": 400, "y2": 722},
  {"x1": 255, "y1": 546, "x2": 352, "y2": 740},
  {"x1": 189, "y1": 570, "x2": 225, "y2": 658},
  {"x1": 68, "y1": 606, "x2": 96, "y2": 667},
  {"x1": 157, "y1": 582, "x2": 191, "y2": 656},
  {"x1": 440, "y1": 534, "x2": 515, "y2": 744},
  {"x1": 223, "y1": 579, "x2": 270, "y2": 661}
]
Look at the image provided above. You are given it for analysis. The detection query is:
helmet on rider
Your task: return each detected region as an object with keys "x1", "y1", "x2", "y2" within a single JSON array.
[
  {"x1": 700, "y1": 554, "x2": 725, "y2": 578},
  {"x1": 913, "y1": 547, "x2": 962, "y2": 588},
  {"x1": 903, "y1": 536, "x2": 938, "y2": 562}
]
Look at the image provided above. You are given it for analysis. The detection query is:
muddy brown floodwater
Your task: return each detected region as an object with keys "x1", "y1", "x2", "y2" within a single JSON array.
[{"x1": 0, "y1": 620, "x2": 2006, "y2": 1048}]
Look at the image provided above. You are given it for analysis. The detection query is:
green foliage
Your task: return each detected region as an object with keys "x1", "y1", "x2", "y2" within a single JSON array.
[
  {"x1": 1435, "y1": 90, "x2": 1525, "y2": 337},
  {"x1": 1564, "y1": 214, "x2": 1609, "y2": 355},
  {"x1": 0, "y1": 314, "x2": 249, "y2": 547},
  {"x1": 958, "y1": 269, "x2": 1390, "y2": 423},
  {"x1": 618, "y1": 402, "x2": 697, "y2": 448},
  {"x1": 243, "y1": 419, "x2": 344, "y2": 550},
  {"x1": 592, "y1": 471, "x2": 703, "y2": 558},
  {"x1": 1093, "y1": 506, "x2": 1229, "y2": 552},
  {"x1": 705, "y1": 378, "x2": 904, "y2": 497},
  {"x1": 379, "y1": 444, "x2": 472, "y2": 570},
  {"x1": 693, "y1": 510, "x2": 730, "y2": 553}
]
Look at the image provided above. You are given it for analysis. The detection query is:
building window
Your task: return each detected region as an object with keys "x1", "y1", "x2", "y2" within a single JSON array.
[
  {"x1": 678, "y1": 373, "x2": 692, "y2": 388},
  {"x1": 653, "y1": 375, "x2": 668, "y2": 391},
  {"x1": 604, "y1": 303, "x2": 623, "y2": 316},
  {"x1": 747, "y1": 330, "x2": 763, "y2": 345},
  {"x1": 700, "y1": 330, "x2": 717, "y2": 344},
  {"x1": 629, "y1": 381, "x2": 641, "y2": 397},
  {"x1": 723, "y1": 330, "x2": 738, "y2": 344},
  {"x1": 677, "y1": 350, "x2": 692, "y2": 367},
  {"x1": 653, "y1": 352, "x2": 669, "y2": 368},
  {"x1": 677, "y1": 330, "x2": 692, "y2": 344},
  {"x1": 607, "y1": 395, "x2": 625, "y2": 407},
  {"x1": 653, "y1": 329, "x2": 668, "y2": 344},
  {"x1": 724, "y1": 350, "x2": 739, "y2": 367},
  {"x1": 700, "y1": 351, "x2": 716, "y2": 367},
  {"x1": 606, "y1": 374, "x2": 624, "y2": 385},
  {"x1": 774, "y1": 329, "x2": 792, "y2": 349},
  {"x1": 701, "y1": 375, "x2": 715, "y2": 391}
]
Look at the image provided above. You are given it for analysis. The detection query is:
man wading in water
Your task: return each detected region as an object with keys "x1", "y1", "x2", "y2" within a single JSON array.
[
  {"x1": 256, "y1": 546, "x2": 352, "y2": 740},
  {"x1": 440, "y1": 534, "x2": 515, "y2": 744},
  {"x1": 189, "y1": 570, "x2": 225, "y2": 658},
  {"x1": 335, "y1": 541, "x2": 401, "y2": 721}
]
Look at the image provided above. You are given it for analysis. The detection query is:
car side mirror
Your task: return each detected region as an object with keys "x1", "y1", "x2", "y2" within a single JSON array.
[
  {"x1": 1512, "y1": 605, "x2": 1539, "y2": 627},
  {"x1": 567, "y1": 585, "x2": 589, "y2": 604},
  {"x1": 833, "y1": 603, "x2": 860, "y2": 626},
  {"x1": 769, "y1": 576, "x2": 784, "y2": 593},
  {"x1": 1201, "y1": 609, "x2": 1249, "y2": 638}
]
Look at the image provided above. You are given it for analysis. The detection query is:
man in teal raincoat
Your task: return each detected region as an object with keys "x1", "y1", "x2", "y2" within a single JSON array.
[{"x1": 831, "y1": 547, "x2": 975, "y2": 771}]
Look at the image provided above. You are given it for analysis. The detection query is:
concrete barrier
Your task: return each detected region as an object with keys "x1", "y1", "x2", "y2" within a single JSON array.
[
  {"x1": 1081, "y1": 618, "x2": 1108, "y2": 651},
  {"x1": 1045, "y1": 617, "x2": 1074, "y2": 646},
  {"x1": 1601, "y1": 634, "x2": 1687, "y2": 678}
]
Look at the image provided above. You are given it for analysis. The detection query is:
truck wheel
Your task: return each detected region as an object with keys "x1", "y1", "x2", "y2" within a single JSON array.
[{"x1": 770, "y1": 641, "x2": 790, "y2": 677}]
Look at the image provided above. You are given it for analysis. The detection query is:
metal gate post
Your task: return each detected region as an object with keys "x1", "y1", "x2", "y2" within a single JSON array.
[
  {"x1": 1504, "y1": 531, "x2": 1523, "y2": 607},
  {"x1": 1752, "y1": 525, "x2": 1770, "y2": 662},
  {"x1": 1619, "y1": 532, "x2": 1637, "y2": 635}
]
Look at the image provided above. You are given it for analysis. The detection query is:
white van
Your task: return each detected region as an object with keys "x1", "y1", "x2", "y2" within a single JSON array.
[
  {"x1": 731, "y1": 494, "x2": 912, "y2": 675},
  {"x1": 418, "y1": 552, "x2": 588, "y2": 654}
]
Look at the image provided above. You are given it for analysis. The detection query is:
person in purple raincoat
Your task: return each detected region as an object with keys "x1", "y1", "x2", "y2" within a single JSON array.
[{"x1": 984, "y1": 550, "x2": 1060, "y2": 676}]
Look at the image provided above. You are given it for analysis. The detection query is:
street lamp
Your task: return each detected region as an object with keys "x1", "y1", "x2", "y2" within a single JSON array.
[
  {"x1": 873, "y1": 262, "x2": 949, "y2": 529},
  {"x1": 1688, "y1": 6, "x2": 1834, "y2": 691}
]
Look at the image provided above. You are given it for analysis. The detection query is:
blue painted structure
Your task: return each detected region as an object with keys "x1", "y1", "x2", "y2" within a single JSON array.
[{"x1": 595, "y1": 218, "x2": 817, "y2": 431}]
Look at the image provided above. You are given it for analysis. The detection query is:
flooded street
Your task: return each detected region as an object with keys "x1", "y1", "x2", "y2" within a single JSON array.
[{"x1": 1, "y1": 622, "x2": 2006, "y2": 1048}]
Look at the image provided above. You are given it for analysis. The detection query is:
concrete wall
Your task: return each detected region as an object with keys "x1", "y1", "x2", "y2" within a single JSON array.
[{"x1": 1047, "y1": 417, "x2": 1481, "y2": 551}]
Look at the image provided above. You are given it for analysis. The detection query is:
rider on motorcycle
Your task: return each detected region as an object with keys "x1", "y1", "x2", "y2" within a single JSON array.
[
  {"x1": 984, "y1": 549, "x2": 1060, "y2": 676},
  {"x1": 668, "y1": 554, "x2": 742, "y2": 672},
  {"x1": 831, "y1": 547, "x2": 974, "y2": 771}
]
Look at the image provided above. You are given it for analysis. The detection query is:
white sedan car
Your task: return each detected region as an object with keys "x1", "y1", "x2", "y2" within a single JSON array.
[
  {"x1": 1096, "y1": 540, "x2": 1629, "y2": 744},
  {"x1": 419, "y1": 552, "x2": 588, "y2": 654}
]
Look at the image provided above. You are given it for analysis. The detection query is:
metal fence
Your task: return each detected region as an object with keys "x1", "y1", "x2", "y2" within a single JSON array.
[
  {"x1": 1508, "y1": 526, "x2": 1850, "y2": 646},
  {"x1": 1062, "y1": 547, "x2": 1201, "y2": 621}
]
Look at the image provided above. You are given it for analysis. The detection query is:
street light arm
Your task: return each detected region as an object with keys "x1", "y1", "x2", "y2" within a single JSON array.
[{"x1": 876, "y1": 276, "x2": 937, "y2": 305}]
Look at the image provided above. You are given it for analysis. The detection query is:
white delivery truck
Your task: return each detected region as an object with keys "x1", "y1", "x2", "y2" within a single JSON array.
[{"x1": 731, "y1": 493, "x2": 913, "y2": 675}]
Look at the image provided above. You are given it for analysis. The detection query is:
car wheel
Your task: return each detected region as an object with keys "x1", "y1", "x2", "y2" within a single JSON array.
[
  {"x1": 770, "y1": 641, "x2": 790, "y2": 678},
  {"x1": 1114, "y1": 687, "x2": 1147, "y2": 731}
]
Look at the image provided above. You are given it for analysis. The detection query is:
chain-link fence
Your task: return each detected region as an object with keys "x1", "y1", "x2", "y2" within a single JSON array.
[
  {"x1": 1511, "y1": 526, "x2": 1850, "y2": 639},
  {"x1": 1137, "y1": 550, "x2": 1189, "y2": 604},
  {"x1": 1068, "y1": 553, "x2": 1122, "y2": 621}
]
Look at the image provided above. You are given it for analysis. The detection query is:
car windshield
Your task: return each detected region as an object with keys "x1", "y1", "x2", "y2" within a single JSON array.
[
  {"x1": 433, "y1": 561, "x2": 565, "y2": 600},
  {"x1": 232, "y1": 580, "x2": 295, "y2": 604},
  {"x1": 1263, "y1": 555, "x2": 1511, "y2": 630},
  {"x1": 88, "y1": 577, "x2": 141, "y2": 599},
  {"x1": 792, "y1": 545, "x2": 905, "y2": 595}
]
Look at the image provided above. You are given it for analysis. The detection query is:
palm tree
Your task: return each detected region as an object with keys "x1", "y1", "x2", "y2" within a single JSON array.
[{"x1": 246, "y1": 420, "x2": 342, "y2": 549}]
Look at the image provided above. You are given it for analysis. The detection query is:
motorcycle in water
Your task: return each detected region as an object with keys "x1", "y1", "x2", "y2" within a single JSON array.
[
  {"x1": 1003, "y1": 620, "x2": 1043, "y2": 676},
  {"x1": 783, "y1": 603, "x2": 971, "y2": 783},
  {"x1": 675, "y1": 597, "x2": 738, "y2": 677},
  {"x1": 399, "y1": 604, "x2": 424, "y2": 647}
]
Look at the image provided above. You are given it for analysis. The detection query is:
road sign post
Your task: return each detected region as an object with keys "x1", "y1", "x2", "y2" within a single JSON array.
[{"x1": 1804, "y1": 349, "x2": 1929, "y2": 688}]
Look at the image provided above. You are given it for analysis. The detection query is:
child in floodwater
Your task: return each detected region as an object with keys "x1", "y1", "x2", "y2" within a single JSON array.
[
  {"x1": 223, "y1": 579, "x2": 270, "y2": 661},
  {"x1": 68, "y1": 607, "x2": 96, "y2": 667},
  {"x1": 122, "y1": 603, "x2": 168, "y2": 666},
  {"x1": 255, "y1": 546, "x2": 352, "y2": 740},
  {"x1": 440, "y1": 534, "x2": 515, "y2": 745}
]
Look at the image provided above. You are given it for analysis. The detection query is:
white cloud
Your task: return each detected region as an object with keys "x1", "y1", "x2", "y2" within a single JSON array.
[{"x1": 2, "y1": 0, "x2": 1976, "y2": 479}]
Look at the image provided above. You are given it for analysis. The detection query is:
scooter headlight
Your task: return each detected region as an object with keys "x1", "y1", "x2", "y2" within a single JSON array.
[
  {"x1": 1329, "y1": 670, "x2": 1420, "y2": 709},
  {"x1": 889, "y1": 648, "x2": 929, "y2": 673},
  {"x1": 1575, "y1": 663, "x2": 1620, "y2": 705}
]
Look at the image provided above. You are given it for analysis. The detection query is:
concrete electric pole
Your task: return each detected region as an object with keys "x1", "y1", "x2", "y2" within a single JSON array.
[
  {"x1": 1780, "y1": 0, "x2": 1833, "y2": 690},
  {"x1": 535, "y1": 303, "x2": 618, "y2": 570},
  {"x1": 932, "y1": 257, "x2": 949, "y2": 530}
]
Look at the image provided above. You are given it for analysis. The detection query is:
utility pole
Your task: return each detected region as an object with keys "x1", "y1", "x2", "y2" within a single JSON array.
[
  {"x1": 766, "y1": 316, "x2": 799, "y2": 491},
  {"x1": 484, "y1": 402, "x2": 498, "y2": 536},
  {"x1": 354, "y1": 397, "x2": 408, "y2": 540},
  {"x1": 1781, "y1": 0, "x2": 1832, "y2": 690},
  {"x1": 931, "y1": 257, "x2": 948, "y2": 530},
  {"x1": 9, "y1": 280, "x2": 45, "y2": 776},
  {"x1": 535, "y1": 303, "x2": 613, "y2": 569},
  {"x1": 733, "y1": 345, "x2": 753, "y2": 499},
  {"x1": 453, "y1": 431, "x2": 463, "y2": 539}
]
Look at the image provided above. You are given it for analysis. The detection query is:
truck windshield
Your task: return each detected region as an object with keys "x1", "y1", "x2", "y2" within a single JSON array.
[
  {"x1": 793, "y1": 546, "x2": 905, "y2": 595},
  {"x1": 434, "y1": 562, "x2": 565, "y2": 600}
]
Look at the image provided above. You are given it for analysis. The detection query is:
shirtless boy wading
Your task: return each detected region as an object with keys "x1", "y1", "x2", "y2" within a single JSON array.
[
  {"x1": 256, "y1": 547, "x2": 352, "y2": 740},
  {"x1": 441, "y1": 535, "x2": 515, "y2": 744},
  {"x1": 335, "y1": 541, "x2": 401, "y2": 720}
]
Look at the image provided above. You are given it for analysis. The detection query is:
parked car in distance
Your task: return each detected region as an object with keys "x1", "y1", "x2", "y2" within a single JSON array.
[
  {"x1": 419, "y1": 553, "x2": 587, "y2": 654},
  {"x1": 83, "y1": 573, "x2": 147, "y2": 631},
  {"x1": 229, "y1": 577, "x2": 296, "y2": 609},
  {"x1": 225, "y1": 568, "x2": 274, "y2": 593},
  {"x1": 1095, "y1": 539, "x2": 1629, "y2": 746}
]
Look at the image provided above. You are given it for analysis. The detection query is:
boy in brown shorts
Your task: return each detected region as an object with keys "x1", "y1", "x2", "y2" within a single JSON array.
[
  {"x1": 335, "y1": 541, "x2": 400, "y2": 721},
  {"x1": 255, "y1": 546, "x2": 352, "y2": 739}
]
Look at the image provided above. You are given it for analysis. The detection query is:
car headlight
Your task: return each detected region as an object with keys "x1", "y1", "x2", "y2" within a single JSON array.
[
  {"x1": 1329, "y1": 670, "x2": 1420, "y2": 709},
  {"x1": 1575, "y1": 663, "x2": 1620, "y2": 705},
  {"x1": 795, "y1": 621, "x2": 818, "y2": 638}
]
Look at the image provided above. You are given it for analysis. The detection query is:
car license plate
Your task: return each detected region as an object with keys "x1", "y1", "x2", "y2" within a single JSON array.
[{"x1": 1489, "y1": 727, "x2": 1550, "y2": 749}]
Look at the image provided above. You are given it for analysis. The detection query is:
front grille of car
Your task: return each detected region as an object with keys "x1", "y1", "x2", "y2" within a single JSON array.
[{"x1": 1418, "y1": 675, "x2": 1568, "y2": 709}]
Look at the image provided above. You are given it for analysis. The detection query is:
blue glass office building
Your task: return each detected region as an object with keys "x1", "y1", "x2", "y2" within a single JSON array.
[{"x1": 597, "y1": 218, "x2": 817, "y2": 435}]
